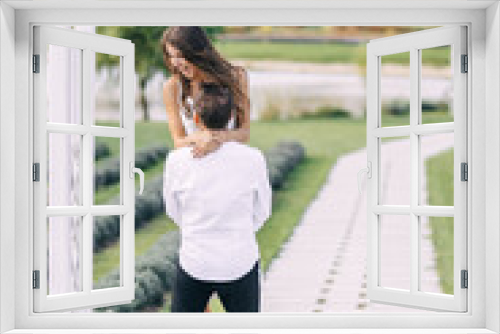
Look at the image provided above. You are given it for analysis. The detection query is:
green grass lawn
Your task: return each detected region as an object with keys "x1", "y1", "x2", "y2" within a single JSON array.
[
  {"x1": 426, "y1": 148, "x2": 454, "y2": 295},
  {"x1": 93, "y1": 111, "x2": 454, "y2": 311},
  {"x1": 214, "y1": 40, "x2": 450, "y2": 67}
]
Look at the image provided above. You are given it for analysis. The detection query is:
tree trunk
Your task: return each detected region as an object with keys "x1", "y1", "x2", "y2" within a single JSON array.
[{"x1": 140, "y1": 76, "x2": 149, "y2": 122}]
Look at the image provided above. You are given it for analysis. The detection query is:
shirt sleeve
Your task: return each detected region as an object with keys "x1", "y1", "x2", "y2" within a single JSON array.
[
  {"x1": 163, "y1": 155, "x2": 181, "y2": 226},
  {"x1": 253, "y1": 151, "x2": 272, "y2": 233}
]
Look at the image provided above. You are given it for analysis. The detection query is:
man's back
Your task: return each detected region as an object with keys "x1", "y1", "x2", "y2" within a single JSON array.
[{"x1": 163, "y1": 141, "x2": 272, "y2": 282}]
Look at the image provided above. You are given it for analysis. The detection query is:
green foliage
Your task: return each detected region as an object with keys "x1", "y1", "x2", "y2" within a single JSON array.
[
  {"x1": 300, "y1": 106, "x2": 352, "y2": 119},
  {"x1": 94, "y1": 144, "x2": 169, "y2": 192},
  {"x1": 383, "y1": 99, "x2": 410, "y2": 116},
  {"x1": 426, "y1": 148, "x2": 454, "y2": 295},
  {"x1": 94, "y1": 141, "x2": 111, "y2": 161},
  {"x1": 93, "y1": 230, "x2": 180, "y2": 312},
  {"x1": 265, "y1": 141, "x2": 306, "y2": 189}
]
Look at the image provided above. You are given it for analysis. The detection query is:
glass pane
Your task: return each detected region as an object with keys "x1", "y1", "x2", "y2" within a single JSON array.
[
  {"x1": 420, "y1": 216, "x2": 453, "y2": 295},
  {"x1": 93, "y1": 137, "x2": 121, "y2": 206},
  {"x1": 420, "y1": 132, "x2": 454, "y2": 206},
  {"x1": 47, "y1": 133, "x2": 82, "y2": 206},
  {"x1": 47, "y1": 216, "x2": 83, "y2": 295},
  {"x1": 420, "y1": 45, "x2": 454, "y2": 124},
  {"x1": 46, "y1": 44, "x2": 82, "y2": 124},
  {"x1": 379, "y1": 214, "x2": 411, "y2": 291},
  {"x1": 379, "y1": 136, "x2": 411, "y2": 205},
  {"x1": 93, "y1": 52, "x2": 122, "y2": 127},
  {"x1": 380, "y1": 52, "x2": 410, "y2": 127},
  {"x1": 93, "y1": 215, "x2": 122, "y2": 290}
]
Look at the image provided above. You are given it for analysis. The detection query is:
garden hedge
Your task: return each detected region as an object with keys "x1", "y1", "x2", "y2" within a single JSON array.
[
  {"x1": 95, "y1": 142, "x2": 111, "y2": 162},
  {"x1": 94, "y1": 144, "x2": 169, "y2": 192}
]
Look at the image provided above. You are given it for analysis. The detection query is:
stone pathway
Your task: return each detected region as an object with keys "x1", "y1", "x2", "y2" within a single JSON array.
[{"x1": 260, "y1": 132, "x2": 455, "y2": 312}]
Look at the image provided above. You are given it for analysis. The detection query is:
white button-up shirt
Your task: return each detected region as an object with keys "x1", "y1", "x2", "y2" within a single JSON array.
[{"x1": 163, "y1": 141, "x2": 272, "y2": 282}]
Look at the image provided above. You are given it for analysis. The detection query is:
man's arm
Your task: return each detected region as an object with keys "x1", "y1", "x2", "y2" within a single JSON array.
[
  {"x1": 253, "y1": 151, "x2": 272, "y2": 233},
  {"x1": 163, "y1": 155, "x2": 181, "y2": 226}
]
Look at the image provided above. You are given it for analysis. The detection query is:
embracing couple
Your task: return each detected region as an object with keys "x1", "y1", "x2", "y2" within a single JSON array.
[{"x1": 161, "y1": 26, "x2": 272, "y2": 313}]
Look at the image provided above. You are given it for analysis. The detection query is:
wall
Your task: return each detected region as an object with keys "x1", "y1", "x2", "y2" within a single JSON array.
[{"x1": 0, "y1": 2, "x2": 16, "y2": 333}]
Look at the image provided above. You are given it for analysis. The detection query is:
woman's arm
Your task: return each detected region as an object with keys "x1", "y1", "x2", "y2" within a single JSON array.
[
  {"x1": 199, "y1": 67, "x2": 250, "y2": 149},
  {"x1": 191, "y1": 67, "x2": 250, "y2": 158},
  {"x1": 216, "y1": 67, "x2": 251, "y2": 143},
  {"x1": 163, "y1": 76, "x2": 210, "y2": 149}
]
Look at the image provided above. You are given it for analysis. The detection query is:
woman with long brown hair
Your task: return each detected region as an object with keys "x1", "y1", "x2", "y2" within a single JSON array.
[
  {"x1": 160, "y1": 26, "x2": 250, "y2": 158},
  {"x1": 160, "y1": 27, "x2": 266, "y2": 313}
]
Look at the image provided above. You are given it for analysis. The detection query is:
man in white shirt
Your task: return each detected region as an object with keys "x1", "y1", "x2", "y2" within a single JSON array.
[{"x1": 163, "y1": 83, "x2": 272, "y2": 312}]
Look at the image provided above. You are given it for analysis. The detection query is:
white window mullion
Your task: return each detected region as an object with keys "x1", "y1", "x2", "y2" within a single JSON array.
[
  {"x1": 121, "y1": 49, "x2": 135, "y2": 295},
  {"x1": 366, "y1": 40, "x2": 379, "y2": 297},
  {"x1": 82, "y1": 46, "x2": 92, "y2": 295},
  {"x1": 410, "y1": 47, "x2": 420, "y2": 295}
]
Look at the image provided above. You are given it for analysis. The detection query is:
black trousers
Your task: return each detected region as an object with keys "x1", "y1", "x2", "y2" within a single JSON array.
[{"x1": 170, "y1": 258, "x2": 261, "y2": 312}]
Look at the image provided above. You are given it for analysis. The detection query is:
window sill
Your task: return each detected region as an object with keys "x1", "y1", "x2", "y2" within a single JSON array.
[{"x1": 2, "y1": 329, "x2": 497, "y2": 334}]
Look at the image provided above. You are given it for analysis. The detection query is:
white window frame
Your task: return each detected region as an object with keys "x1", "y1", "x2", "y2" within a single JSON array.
[
  {"x1": 0, "y1": 1, "x2": 499, "y2": 333},
  {"x1": 366, "y1": 25, "x2": 468, "y2": 312},
  {"x1": 32, "y1": 25, "x2": 137, "y2": 313}
]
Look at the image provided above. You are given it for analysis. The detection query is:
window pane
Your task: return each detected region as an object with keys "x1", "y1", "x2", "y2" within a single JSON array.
[
  {"x1": 420, "y1": 45, "x2": 454, "y2": 124},
  {"x1": 93, "y1": 215, "x2": 122, "y2": 290},
  {"x1": 93, "y1": 137, "x2": 122, "y2": 205},
  {"x1": 380, "y1": 52, "x2": 410, "y2": 127},
  {"x1": 47, "y1": 133, "x2": 82, "y2": 206},
  {"x1": 379, "y1": 214, "x2": 411, "y2": 291},
  {"x1": 420, "y1": 215, "x2": 453, "y2": 295},
  {"x1": 379, "y1": 136, "x2": 411, "y2": 205},
  {"x1": 47, "y1": 216, "x2": 83, "y2": 295},
  {"x1": 420, "y1": 132, "x2": 454, "y2": 206},
  {"x1": 93, "y1": 52, "x2": 122, "y2": 127},
  {"x1": 46, "y1": 44, "x2": 82, "y2": 124}
]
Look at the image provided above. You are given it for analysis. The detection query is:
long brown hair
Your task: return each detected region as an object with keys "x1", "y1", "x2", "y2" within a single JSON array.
[{"x1": 160, "y1": 26, "x2": 248, "y2": 128}]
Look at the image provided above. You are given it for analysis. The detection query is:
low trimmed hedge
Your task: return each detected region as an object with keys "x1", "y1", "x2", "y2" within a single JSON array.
[
  {"x1": 94, "y1": 144, "x2": 169, "y2": 192},
  {"x1": 93, "y1": 174, "x2": 165, "y2": 253},
  {"x1": 95, "y1": 142, "x2": 111, "y2": 162},
  {"x1": 265, "y1": 141, "x2": 306, "y2": 189},
  {"x1": 93, "y1": 230, "x2": 180, "y2": 312},
  {"x1": 92, "y1": 141, "x2": 306, "y2": 312}
]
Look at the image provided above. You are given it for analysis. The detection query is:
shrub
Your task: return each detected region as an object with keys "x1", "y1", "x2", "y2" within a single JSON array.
[
  {"x1": 301, "y1": 106, "x2": 352, "y2": 119},
  {"x1": 384, "y1": 100, "x2": 410, "y2": 116},
  {"x1": 94, "y1": 144, "x2": 169, "y2": 192},
  {"x1": 93, "y1": 174, "x2": 166, "y2": 253},
  {"x1": 265, "y1": 141, "x2": 306, "y2": 189},
  {"x1": 94, "y1": 142, "x2": 111, "y2": 161},
  {"x1": 93, "y1": 230, "x2": 180, "y2": 312}
]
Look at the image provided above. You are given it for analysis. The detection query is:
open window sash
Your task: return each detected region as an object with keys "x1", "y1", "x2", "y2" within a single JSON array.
[
  {"x1": 33, "y1": 25, "x2": 136, "y2": 312},
  {"x1": 366, "y1": 25, "x2": 467, "y2": 312}
]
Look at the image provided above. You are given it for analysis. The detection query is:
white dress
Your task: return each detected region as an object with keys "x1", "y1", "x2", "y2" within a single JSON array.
[{"x1": 177, "y1": 80, "x2": 236, "y2": 135}]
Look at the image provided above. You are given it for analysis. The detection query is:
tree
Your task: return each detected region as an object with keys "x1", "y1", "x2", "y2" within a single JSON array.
[{"x1": 95, "y1": 26, "x2": 224, "y2": 122}]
